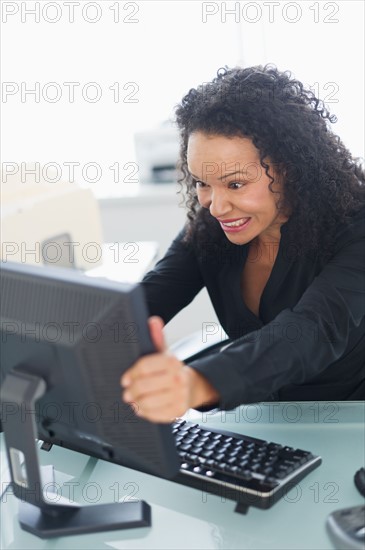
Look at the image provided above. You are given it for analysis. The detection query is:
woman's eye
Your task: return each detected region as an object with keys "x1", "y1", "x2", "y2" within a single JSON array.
[
  {"x1": 193, "y1": 180, "x2": 207, "y2": 189},
  {"x1": 192, "y1": 179, "x2": 244, "y2": 190},
  {"x1": 229, "y1": 182, "x2": 244, "y2": 189}
]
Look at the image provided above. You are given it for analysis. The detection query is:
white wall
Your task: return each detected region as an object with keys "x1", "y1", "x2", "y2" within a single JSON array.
[{"x1": 2, "y1": 1, "x2": 363, "y2": 192}]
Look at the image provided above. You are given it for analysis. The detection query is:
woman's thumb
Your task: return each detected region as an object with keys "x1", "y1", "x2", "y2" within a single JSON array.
[{"x1": 148, "y1": 316, "x2": 166, "y2": 352}]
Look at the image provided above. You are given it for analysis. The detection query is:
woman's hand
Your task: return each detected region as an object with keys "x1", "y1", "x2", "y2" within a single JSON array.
[
  {"x1": 120, "y1": 316, "x2": 193, "y2": 423},
  {"x1": 120, "y1": 316, "x2": 220, "y2": 423}
]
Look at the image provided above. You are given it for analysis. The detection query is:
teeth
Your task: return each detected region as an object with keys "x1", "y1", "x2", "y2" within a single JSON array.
[{"x1": 223, "y1": 218, "x2": 249, "y2": 227}]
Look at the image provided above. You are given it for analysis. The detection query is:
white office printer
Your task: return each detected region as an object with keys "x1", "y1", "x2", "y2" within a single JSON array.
[
  {"x1": 1, "y1": 165, "x2": 104, "y2": 270},
  {"x1": 134, "y1": 121, "x2": 180, "y2": 184}
]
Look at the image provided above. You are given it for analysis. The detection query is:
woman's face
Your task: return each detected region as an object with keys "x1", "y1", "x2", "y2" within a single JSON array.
[{"x1": 187, "y1": 132, "x2": 289, "y2": 246}]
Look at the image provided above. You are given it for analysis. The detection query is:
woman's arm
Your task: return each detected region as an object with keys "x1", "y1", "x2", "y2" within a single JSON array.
[{"x1": 140, "y1": 227, "x2": 205, "y2": 324}]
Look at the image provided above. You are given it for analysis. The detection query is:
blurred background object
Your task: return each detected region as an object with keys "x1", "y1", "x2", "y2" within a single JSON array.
[
  {"x1": 1, "y1": 164, "x2": 103, "y2": 270},
  {"x1": 134, "y1": 121, "x2": 180, "y2": 184}
]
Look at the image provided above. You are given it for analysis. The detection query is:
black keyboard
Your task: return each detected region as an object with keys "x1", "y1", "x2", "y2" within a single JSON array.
[{"x1": 172, "y1": 419, "x2": 322, "y2": 512}]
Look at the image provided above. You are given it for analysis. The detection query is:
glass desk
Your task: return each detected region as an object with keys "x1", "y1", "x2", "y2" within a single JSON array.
[
  {"x1": 1, "y1": 402, "x2": 364, "y2": 549},
  {"x1": 86, "y1": 241, "x2": 158, "y2": 283}
]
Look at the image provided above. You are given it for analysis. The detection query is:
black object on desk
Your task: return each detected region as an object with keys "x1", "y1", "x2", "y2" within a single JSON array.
[
  {"x1": 172, "y1": 418, "x2": 321, "y2": 513},
  {"x1": 326, "y1": 505, "x2": 365, "y2": 550},
  {"x1": 354, "y1": 468, "x2": 365, "y2": 498},
  {"x1": 325, "y1": 468, "x2": 365, "y2": 550},
  {"x1": 0, "y1": 261, "x2": 180, "y2": 537}
]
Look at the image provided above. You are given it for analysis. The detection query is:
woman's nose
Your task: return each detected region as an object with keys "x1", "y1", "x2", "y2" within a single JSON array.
[{"x1": 208, "y1": 189, "x2": 232, "y2": 219}]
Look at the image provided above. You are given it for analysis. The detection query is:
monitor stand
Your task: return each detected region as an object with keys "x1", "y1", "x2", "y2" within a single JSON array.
[{"x1": 0, "y1": 369, "x2": 151, "y2": 538}]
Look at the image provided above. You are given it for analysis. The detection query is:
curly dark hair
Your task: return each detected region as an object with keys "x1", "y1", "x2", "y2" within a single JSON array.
[{"x1": 174, "y1": 64, "x2": 365, "y2": 257}]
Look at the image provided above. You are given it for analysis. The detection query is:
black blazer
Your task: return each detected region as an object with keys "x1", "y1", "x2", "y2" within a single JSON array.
[{"x1": 141, "y1": 209, "x2": 365, "y2": 409}]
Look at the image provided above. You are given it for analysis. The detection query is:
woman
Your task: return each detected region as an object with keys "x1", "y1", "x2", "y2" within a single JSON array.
[{"x1": 121, "y1": 65, "x2": 365, "y2": 423}]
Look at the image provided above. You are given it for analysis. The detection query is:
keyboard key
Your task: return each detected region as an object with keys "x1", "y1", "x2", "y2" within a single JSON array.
[
  {"x1": 185, "y1": 453, "x2": 199, "y2": 465},
  {"x1": 203, "y1": 442, "x2": 220, "y2": 451},
  {"x1": 215, "y1": 453, "x2": 225, "y2": 462},
  {"x1": 174, "y1": 419, "x2": 185, "y2": 426},
  {"x1": 201, "y1": 450, "x2": 215, "y2": 458},
  {"x1": 190, "y1": 445, "x2": 204, "y2": 455},
  {"x1": 274, "y1": 470, "x2": 287, "y2": 479},
  {"x1": 293, "y1": 451, "x2": 313, "y2": 464},
  {"x1": 229, "y1": 448, "x2": 240, "y2": 457},
  {"x1": 194, "y1": 440, "x2": 205, "y2": 448},
  {"x1": 236, "y1": 469, "x2": 252, "y2": 480},
  {"x1": 237, "y1": 453, "x2": 250, "y2": 462},
  {"x1": 267, "y1": 442, "x2": 282, "y2": 451},
  {"x1": 183, "y1": 435, "x2": 198, "y2": 444},
  {"x1": 216, "y1": 445, "x2": 231, "y2": 454},
  {"x1": 178, "y1": 426, "x2": 191, "y2": 434}
]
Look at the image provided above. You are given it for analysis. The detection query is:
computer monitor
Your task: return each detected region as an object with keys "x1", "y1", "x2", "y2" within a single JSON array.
[{"x1": 0, "y1": 261, "x2": 180, "y2": 537}]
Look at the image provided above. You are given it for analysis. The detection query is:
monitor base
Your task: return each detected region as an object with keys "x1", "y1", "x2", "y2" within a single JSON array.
[
  {"x1": 1, "y1": 369, "x2": 152, "y2": 539},
  {"x1": 19, "y1": 499, "x2": 151, "y2": 538}
]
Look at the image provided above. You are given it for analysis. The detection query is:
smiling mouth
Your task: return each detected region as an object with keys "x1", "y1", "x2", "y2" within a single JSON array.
[{"x1": 219, "y1": 217, "x2": 251, "y2": 227}]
